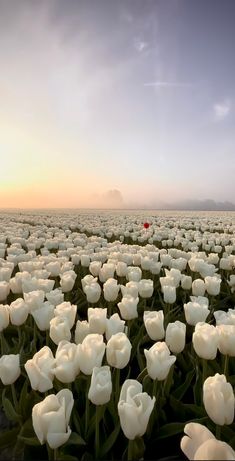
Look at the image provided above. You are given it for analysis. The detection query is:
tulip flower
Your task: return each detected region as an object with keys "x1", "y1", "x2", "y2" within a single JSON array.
[
  {"x1": 88, "y1": 307, "x2": 107, "y2": 334},
  {"x1": 143, "y1": 310, "x2": 165, "y2": 341},
  {"x1": 88, "y1": 366, "x2": 112, "y2": 405},
  {"x1": 192, "y1": 322, "x2": 218, "y2": 360},
  {"x1": 203, "y1": 374, "x2": 235, "y2": 425},
  {"x1": 165, "y1": 321, "x2": 186, "y2": 354},
  {"x1": 118, "y1": 379, "x2": 155, "y2": 440},
  {"x1": 77, "y1": 334, "x2": 105, "y2": 375},
  {"x1": 54, "y1": 340, "x2": 80, "y2": 383},
  {"x1": 144, "y1": 342, "x2": 176, "y2": 381},
  {"x1": 118, "y1": 295, "x2": 139, "y2": 320},
  {"x1": 0, "y1": 354, "x2": 21, "y2": 385},
  {"x1": 25, "y1": 346, "x2": 55, "y2": 392},
  {"x1": 32, "y1": 389, "x2": 74, "y2": 449},
  {"x1": 106, "y1": 332, "x2": 132, "y2": 369}
]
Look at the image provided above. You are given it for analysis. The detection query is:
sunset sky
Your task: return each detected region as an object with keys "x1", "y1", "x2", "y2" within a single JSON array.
[{"x1": 0, "y1": 0, "x2": 235, "y2": 208}]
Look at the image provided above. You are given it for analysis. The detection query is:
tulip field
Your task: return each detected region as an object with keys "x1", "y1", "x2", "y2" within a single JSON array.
[{"x1": 0, "y1": 209, "x2": 235, "y2": 460}]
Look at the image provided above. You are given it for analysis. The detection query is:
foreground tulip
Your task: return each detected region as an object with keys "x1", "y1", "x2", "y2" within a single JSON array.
[
  {"x1": 25, "y1": 346, "x2": 55, "y2": 392},
  {"x1": 105, "y1": 313, "x2": 125, "y2": 341},
  {"x1": 217, "y1": 324, "x2": 235, "y2": 356},
  {"x1": 118, "y1": 379, "x2": 155, "y2": 440},
  {"x1": 144, "y1": 342, "x2": 176, "y2": 380},
  {"x1": 165, "y1": 321, "x2": 186, "y2": 354},
  {"x1": 0, "y1": 354, "x2": 21, "y2": 385},
  {"x1": 192, "y1": 279, "x2": 205, "y2": 297},
  {"x1": 88, "y1": 307, "x2": 107, "y2": 334},
  {"x1": 118, "y1": 295, "x2": 139, "y2": 320},
  {"x1": 54, "y1": 341, "x2": 80, "y2": 383},
  {"x1": 77, "y1": 334, "x2": 105, "y2": 375},
  {"x1": 103, "y1": 278, "x2": 120, "y2": 302},
  {"x1": 181, "y1": 422, "x2": 235, "y2": 460},
  {"x1": 192, "y1": 322, "x2": 218, "y2": 360},
  {"x1": 143, "y1": 310, "x2": 165, "y2": 341},
  {"x1": 32, "y1": 389, "x2": 74, "y2": 449},
  {"x1": 203, "y1": 374, "x2": 235, "y2": 425},
  {"x1": 88, "y1": 366, "x2": 112, "y2": 405},
  {"x1": 106, "y1": 332, "x2": 132, "y2": 369},
  {"x1": 8, "y1": 298, "x2": 29, "y2": 326}
]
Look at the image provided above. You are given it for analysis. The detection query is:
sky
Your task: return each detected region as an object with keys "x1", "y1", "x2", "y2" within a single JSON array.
[{"x1": 0, "y1": 0, "x2": 235, "y2": 208}]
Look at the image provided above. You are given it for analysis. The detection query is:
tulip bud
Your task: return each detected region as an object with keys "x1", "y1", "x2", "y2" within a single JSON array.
[
  {"x1": 54, "y1": 302, "x2": 77, "y2": 329},
  {"x1": 0, "y1": 354, "x2": 21, "y2": 385},
  {"x1": 24, "y1": 290, "x2": 45, "y2": 312},
  {"x1": 217, "y1": 324, "x2": 235, "y2": 356},
  {"x1": 0, "y1": 281, "x2": 10, "y2": 301},
  {"x1": 192, "y1": 322, "x2": 218, "y2": 360},
  {"x1": 88, "y1": 366, "x2": 112, "y2": 405},
  {"x1": 74, "y1": 320, "x2": 90, "y2": 344},
  {"x1": 103, "y1": 278, "x2": 120, "y2": 302},
  {"x1": 184, "y1": 296, "x2": 210, "y2": 326},
  {"x1": 105, "y1": 313, "x2": 125, "y2": 341},
  {"x1": 50, "y1": 316, "x2": 71, "y2": 345},
  {"x1": 0, "y1": 304, "x2": 10, "y2": 331},
  {"x1": 99, "y1": 263, "x2": 115, "y2": 282},
  {"x1": 181, "y1": 275, "x2": 192, "y2": 291},
  {"x1": 32, "y1": 389, "x2": 74, "y2": 449},
  {"x1": 54, "y1": 340, "x2": 80, "y2": 383},
  {"x1": 84, "y1": 282, "x2": 101, "y2": 303},
  {"x1": 165, "y1": 321, "x2": 186, "y2": 354},
  {"x1": 144, "y1": 342, "x2": 176, "y2": 381},
  {"x1": 144, "y1": 310, "x2": 165, "y2": 341},
  {"x1": 126, "y1": 266, "x2": 142, "y2": 282},
  {"x1": 118, "y1": 379, "x2": 155, "y2": 440},
  {"x1": 88, "y1": 307, "x2": 107, "y2": 334},
  {"x1": 116, "y1": 262, "x2": 128, "y2": 277},
  {"x1": 31, "y1": 301, "x2": 55, "y2": 331},
  {"x1": 8, "y1": 298, "x2": 29, "y2": 326},
  {"x1": 60, "y1": 272, "x2": 76, "y2": 293},
  {"x1": 25, "y1": 346, "x2": 55, "y2": 392},
  {"x1": 89, "y1": 261, "x2": 102, "y2": 277},
  {"x1": 138, "y1": 279, "x2": 154, "y2": 298},
  {"x1": 77, "y1": 334, "x2": 105, "y2": 375},
  {"x1": 203, "y1": 374, "x2": 235, "y2": 425},
  {"x1": 118, "y1": 295, "x2": 139, "y2": 320},
  {"x1": 162, "y1": 285, "x2": 176, "y2": 304},
  {"x1": 205, "y1": 276, "x2": 221, "y2": 296},
  {"x1": 121, "y1": 281, "x2": 139, "y2": 298},
  {"x1": 106, "y1": 332, "x2": 132, "y2": 369},
  {"x1": 192, "y1": 279, "x2": 206, "y2": 297}
]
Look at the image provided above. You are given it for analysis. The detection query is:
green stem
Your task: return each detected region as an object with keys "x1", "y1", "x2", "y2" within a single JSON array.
[
  {"x1": 223, "y1": 354, "x2": 229, "y2": 378},
  {"x1": 85, "y1": 378, "x2": 90, "y2": 438},
  {"x1": 95, "y1": 406, "x2": 100, "y2": 459},
  {"x1": 0, "y1": 332, "x2": 5, "y2": 354},
  {"x1": 127, "y1": 439, "x2": 135, "y2": 461},
  {"x1": 202, "y1": 358, "x2": 207, "y2": 384},
  {"x1": 47, "y1": 444, "x2": 54, "y2": 461},
  {"x1": 216, "y1": 424, "x2": 221, "y2": 440},
  {"x1": 136, "y1": 367, "x2": 147, "y2": 383},
  {"x1": 11, "y1": 384, "x2": 19, "y2": 412},
  {"x1": 114, "y1": 367, "x2": 120, "y2": 404}
]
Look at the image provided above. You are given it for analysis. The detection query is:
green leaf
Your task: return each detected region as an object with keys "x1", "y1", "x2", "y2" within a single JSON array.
[
  {"x1": 99, "y1": 423, "x2": 120, "y2": 458},
  {"x1": 2, "y1": 390, "x2": 21, "y2": 422},
  {"x1": 65, "y1": 432, "x2": 86, "y2": 446},
  {"x1": 58, "y1": 454, "x2": 79, "y2": 461},
  {"x1": 173, "y1": 368, "x2": 195, "y2": 400},
  {"x1": 156, "y1": 422, "x2": 186, "y2": 439},
  {"x1": 0, "y1": 428, "x2": 19, "y2": 449},
  {"x1": 17, "y1": 435, "x2": 41, "y2": 446}
]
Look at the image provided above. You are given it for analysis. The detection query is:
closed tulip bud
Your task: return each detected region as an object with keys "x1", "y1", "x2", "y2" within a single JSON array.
[
  {"x1": 165, "y1": 268, "x2": 182, "y2": 287},
  {"x1": 105, "y1": 313, "x2": 126, "y2": 341},
  {"x1": 77, "y1": 334, "x2": 105, "y2": 375},
  {"x1": 203, "y1": 374, "x2": 235, "y2": 425},
  {"x1": 99, "y1": 263, "x2": 115, "y2": 282},
  {"x1": 46, "y1": 289, "x2": 64, "y2": 306},
  {"x1": 150, "y1": 261, "x2": 162, "y2": 275},
  {"x1": 89, "y1": 261, "x2": 102, "y2": 277},
  {"x1": 118, "y1": 295, "x2": 139, "y2": 320},
  {"x1": 126, "y1": 266, "x2": 142, "y2": 282},
  {"x1": 0, "y1": 281, "x2": 10, "y2": 301},
  {"x1": 88, "y1": 366, "x2": 112, "y2": 405},
  {"x1": 50, "y1": 316, "x2": 71, "y2": 345},
  {"x1": 54, "y1": 340, "x2": 80, "y2": 383},
  {"x1": 74, "y1": 320, "x2": 90, "y2": 344},
  {"x1": 181, "y1": 275, "x2": 192, "y2": 291},
  {"x1": 217, "y1": 324, "x2": 235, "y2": 356},
  {"x1": 0, "y1": 354, "x2": 21, "y2": 385},
  {"x1": 84, "y1": 282, "x2": 101, "y2": 303},
  {"x1": 25, "y1": 346, "x2": 55, "y2": 392},
  {"x1": 45, "y1": 261, "x2": 61, "y2": 277},
  {"x1": 192, "y1": 322, "x2": 218, "y2": 360},
  {"x1": 24, "y1": 290, "x2": 45, "y2": 312},
  {"x1": 138, "y1": 279, "x2": 154, "y2": 298},
  {"x1": 54, "y1": 302, "x2": 77, "y2": 329},
  {"x1": 8, "y1": 298, "x2": 29, "y2": 326},
  {"x1": 144, "y1": 310, "x2": 165, "y2": 341},
  {"x1": 184, "y1": 297, "x2": 210, "y2": 326},
  {"x1": 81, "y1": 274, "x2": 97, "y2": 291},
  {"x1": 163, "y1": 285, "x2": 176, "y2": 304},
  {"x1": 106, "y1": 332, "x2": 132, "y2": 369},
  {"x1": 192, "y1": 279, "x2": 206, "y2": 297},
  {"x1": 165, "y1": 321, "x2": 186, "y2": 354},
  {"x1": 31, "y1": 301, "x2": 55, "y2": 331},
  {"x1": 32, "y1": 389, "x2": 74, "y2": 449},
  {"x1": 205, "y1": 276, "x2": 221, "y2": 296},
  {"x1": 180, "y1": 422, "x2": 235, "y2": 461},
  {"x1": 121, "y1": 281, "x2": 139, "y2": 298},
  {"x1": 144, "y1": 342, "x2": 176, "y2": 381},
  {"x1": 81, "y1": 254, "x2": 90, "y2": 267},
  {"x1": 0, "y1": 304, "x2": 10, "y2": 331},
  {"x1": 60, "y1": 272, "x2": 76, "y2": 293},
  {"x1": 103, "y1": 278, "x2": 120, "y2": 302},
  {"x1": 88, "y1": 307, "x2": 107, "y2": 334},
  {"x1": 118, "y1": 379, "x2": 155, "y2": 440},
  {"x1": 141, "y1": 256, "x2": 152, "y2": 271},
  {"x1": 116, "y1": 262, "x2": 128, "y2": 277}
]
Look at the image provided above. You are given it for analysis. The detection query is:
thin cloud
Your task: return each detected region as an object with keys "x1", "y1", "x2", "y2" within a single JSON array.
[
  {"x1": 213, "y1": 99, "x2": 231, "y2": 121},
  {"x1": 134, "y1": 39, "x2": 149, "y2": 53},
  {"x1": 144, "y1": 81, "x2": 193, "y2": 88}
]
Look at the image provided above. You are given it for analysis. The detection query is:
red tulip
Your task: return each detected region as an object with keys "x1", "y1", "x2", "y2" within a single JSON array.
[{"x1": 143, "y1": 222, "x2": 150, "y2": 229}]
